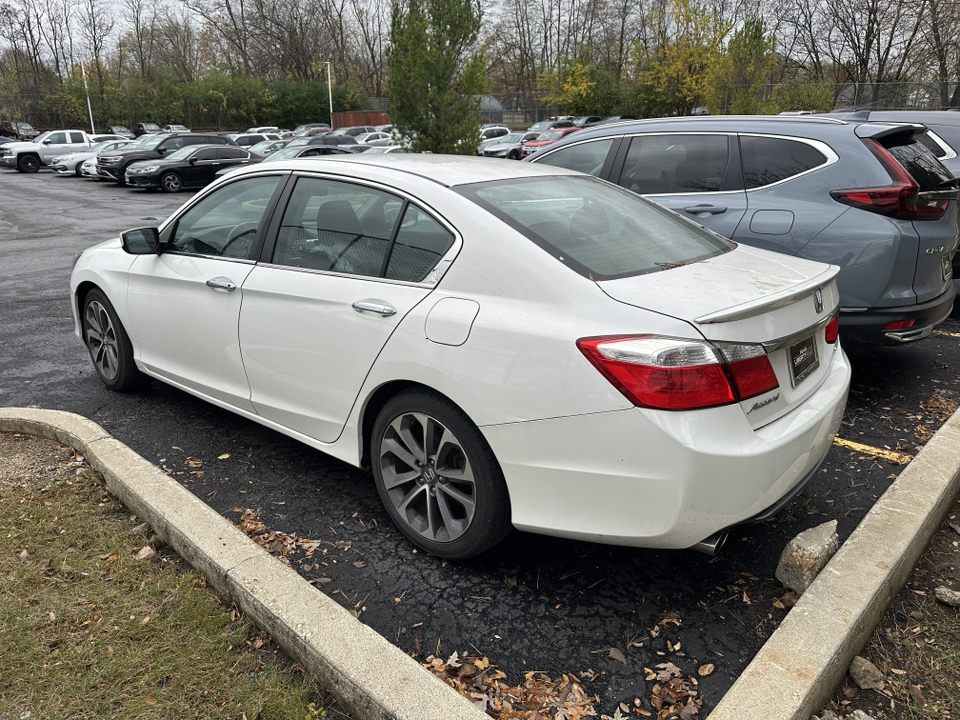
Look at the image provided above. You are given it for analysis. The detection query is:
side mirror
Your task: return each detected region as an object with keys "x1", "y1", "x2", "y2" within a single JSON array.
[
  {"x1": 121, "y1": 227, "x2": 161, "y2": 255},
  {"x1": 157, "y1": 147, "x2": 167, "y2": 155},
  {"x1": 189, "y1": 157, "x2": 198, "y2": 165},
  {"x1": 42, "y1": 139, "x2": 51, "y2": 145}
]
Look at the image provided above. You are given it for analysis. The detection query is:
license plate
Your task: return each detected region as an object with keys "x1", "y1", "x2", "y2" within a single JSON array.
[
  {"x1": 943, "y1": 254, "x2": 952, "y2": 281},
  {"x1": 788, "y1": 335, "x2": 819, "y2": 387}
]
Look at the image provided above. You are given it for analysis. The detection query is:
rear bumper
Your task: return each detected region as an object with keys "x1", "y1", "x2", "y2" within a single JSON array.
[
  {"x1": 840, "y1": 283, "x2": 956, "y2": 343},
  {"x1": 480, "y1": 345, "x2": 851, "y2": 550}
]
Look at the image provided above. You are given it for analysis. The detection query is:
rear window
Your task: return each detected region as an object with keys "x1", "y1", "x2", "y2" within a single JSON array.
[
  {"x1": 880, "y1": 135, "x2": 953, "y2": 190},
  {"x1": 456, "y1": 175, "x2": 732, "y2": 281}
]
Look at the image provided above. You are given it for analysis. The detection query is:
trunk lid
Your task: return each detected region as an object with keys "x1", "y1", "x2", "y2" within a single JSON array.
[{"x1": 598, "y1": 244, "x2": 841, "y2": 428}]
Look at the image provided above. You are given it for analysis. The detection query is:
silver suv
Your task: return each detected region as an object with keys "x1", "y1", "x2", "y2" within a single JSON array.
[{"x1": 527, "y1": 115, "x2": 958, "y2": 343}]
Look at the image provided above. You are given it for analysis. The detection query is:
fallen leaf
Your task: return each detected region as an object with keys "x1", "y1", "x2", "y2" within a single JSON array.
[
  {"x1": 891, "y1": 668, "x2": 907, "y2": 675},
  {"x1": 217, "y1": 453, "x2": 230, "y2": 460},
  {"x1": 144, "y1": 696, "x2": 156, "y2": 705},
  {"x1": 655, "y1": 662, "x2": 681, "y2": 681},
  {"x1": 697, "y1": 664, "x2": 714, "y2": 676},
  {"x1": 908, "y1": 683, "x2": 925, "y2": 706},
  {"x1": 608, "y1": 647, "x2": 626, "y2": 664}
]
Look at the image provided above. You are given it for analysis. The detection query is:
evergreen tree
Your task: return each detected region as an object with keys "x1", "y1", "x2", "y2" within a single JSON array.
[{"x1": 388, "y1": 0, "x2": 486, "y2": 154}]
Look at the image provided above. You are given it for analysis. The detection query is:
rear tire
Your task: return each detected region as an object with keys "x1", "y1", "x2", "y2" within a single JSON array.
[
  {"x1": 371, "y1": 389, "x2": 511, "y2": 559},
  {"x1": 17, "y1": 154, "x2": 40, "y2": 173},
  {"x1": 81, "y1": 289, "x2": 147, "y2": 392}
]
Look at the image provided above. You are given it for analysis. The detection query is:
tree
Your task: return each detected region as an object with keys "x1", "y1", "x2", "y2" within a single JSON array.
[
  {"x1": 706, "y1": 17, "x2": 776, "y2": 114},
  {"x1": 388, "y1": 0, "x2": 485, "y2": 154}
]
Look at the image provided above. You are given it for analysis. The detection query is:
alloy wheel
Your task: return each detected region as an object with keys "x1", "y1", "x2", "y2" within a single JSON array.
[
  {"x1": 378, "y1": 411, "x2": 476, "y2": 543},
  {"x1": 84, "y1": 299, "x2": 119, "y2": 381}
]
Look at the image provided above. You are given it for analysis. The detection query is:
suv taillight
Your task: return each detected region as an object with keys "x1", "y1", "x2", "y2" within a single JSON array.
[
  {"x1": 830, "y1": 139, "x2": 949, "y2": 220},
  {"x1": 577, "y1": 335, "x2": 779, "y2": 411}
]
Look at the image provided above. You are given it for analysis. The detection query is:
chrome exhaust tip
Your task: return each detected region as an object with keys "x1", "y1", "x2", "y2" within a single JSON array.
[{"x1": 691, "y1": 530, "x2": 729, "y2": 556}]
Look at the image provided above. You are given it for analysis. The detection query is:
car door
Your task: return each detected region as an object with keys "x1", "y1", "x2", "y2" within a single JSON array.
[
  {"x1": 124, "y1": 175, "x2": 286, "y2": 410},
  {"x1": 179, "y1": 147, "x2": 220, "y2": 186},
  {"x1": 613, "y1": 133, "x2": 748, "y2": 238},
  {"x1": 239, "y1": 174, "x2": 454, "y2": 443},
  {"x1": 40, "y1": 131, "x2": 72, "y2": 161}
]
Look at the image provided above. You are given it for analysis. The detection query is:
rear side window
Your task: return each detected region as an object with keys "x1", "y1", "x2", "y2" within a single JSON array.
[
  {"x1": 618, "y1": 134, "x2": 731, "y2": 194},
  {"x1": 880, "y1": 135, "x2": 953, "y2": 190},
  {"x1": 457, "y1": 175, "x2": 732, "y2": 281},
  {"x1": 740, "y1": 136, "x2": 828, "y2": 189},
  {"x1": 534, "y1": 139, "x2": 614, "y2": 176},
  {"x1": 916, "y1": 133, "x2": 946, "y2": 158}
]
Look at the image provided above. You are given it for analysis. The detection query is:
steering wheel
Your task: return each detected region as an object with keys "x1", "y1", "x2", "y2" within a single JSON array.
[
  {"x1": 221, "y1": 222, "x2": 259, "y2": 258},
  {"x1": 178, "y1": 235, "x2": 220, "y2": 256}
]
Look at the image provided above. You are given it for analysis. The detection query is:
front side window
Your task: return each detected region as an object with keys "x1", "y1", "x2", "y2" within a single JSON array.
[
  {"x1": 170, "y1": 175, "x2": 282, "y2": 258},
  {"x1": 160, "y1": 137, "x2": 186, "y2": 152},
  {"x1": 47, "y1": 132, "x2": 66, "y2": 144},
  {"x1": 534, "y1": 138, "x2": 614, "y2": 177},
  {"x1": 457, "y1": 175, "x2": 731, "y2": 280},
  {"x1": 618, "y1": 134, "x2": 730, "y2": 194},
  {"x1": 740, "y1": 136, "x2": 828, "y2": 189}
]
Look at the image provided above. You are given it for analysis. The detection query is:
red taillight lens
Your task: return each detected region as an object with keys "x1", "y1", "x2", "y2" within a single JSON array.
[
  {"x1": 883, "y1": 319, "x2": 916, "y2": 331},
  {"x1": 577, "y1": 336, "x2": 779, "y2": 411},
  {"x1": 831, "y1": 139, "x2": 949, "y2": 220},
  {"x1": 825, "y1": 315, "x2": 839, "y2": 344}
]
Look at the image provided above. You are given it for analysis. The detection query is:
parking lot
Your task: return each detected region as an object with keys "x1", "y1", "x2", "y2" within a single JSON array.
[{"x1": 2, "y1": 167, "x2": 959, "y2": 714}]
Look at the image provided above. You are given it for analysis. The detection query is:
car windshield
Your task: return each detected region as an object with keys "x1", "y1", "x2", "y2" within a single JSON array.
[
  {"x1": 138, "y1": 135, "x2": 167, "y2": 150},
  {"x1": 529, "y1": 122, "x2": 549, "y2": 133},
  {"x1": 166, "y1": 146, "x2": 199, "y2": 161},
  {"x1": 262, "y1": 146, "x2": 306, "y2": 162},
  {"x1": 88, "y1": 141, "x2": 114, "y2": 152},
  {"x1": 248, "y1": 141, "x2": 276, "y2": 154},
  {"x1": 456, "y1": 175, "x2": 732, "y2": 281},
  {"x1": 499, "y1": 133, "x2": 524, "y2": 143},
  {"x1": 538, "y1": 130, "x2": 565, "y2": 141}
]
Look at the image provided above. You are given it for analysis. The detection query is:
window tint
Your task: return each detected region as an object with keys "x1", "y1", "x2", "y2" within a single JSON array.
[
  {"x1": 457, "y1": 175, "x2": 731, "y2": 280},
  {"x1": 273, "y1": 177, "x2": 398, "y2": 277},
  {"x1": 618, "y1": 134, "x2": 731, "y2": 194},
  {"x1": 880, "y1": 135, "x2": 953, "y2": 190},
  {"x1": 161, "y1": 137, "x2": 185, "y2": 151},
  {"x1": 47, "y1": 132, "x2": 66, "y2": 144},
  {"x1": 916, "y1": 133, "x2": 946, "y2": 158},
  {"x1": 534, "y1": 139, "x2": 614, "y2": 177},
  {"x1": 193, "y1": 148, "x2": 219, "y2": 161},
  {"x1": 170, "y1": 175, "x2": 281, "y2": 258},
  {"x1": 219, "y1": 147, "x2": 246, "y2": 159},
  {"x1": 385, "y1": 207, "x2": 455, "y2": 282},
  {"x1": 740, "y1": 136, "x2": 827, "y2": 189},
  {"x1": 70, "y1": 132, "x2": 85, "y2": 143}
]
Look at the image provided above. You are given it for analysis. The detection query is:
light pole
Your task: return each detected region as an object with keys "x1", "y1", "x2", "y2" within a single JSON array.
[
  {"x1": 325, "y1": 61, "x2": 334, "y2": 127},
  {"x1": 80, "y1": 60, "x2": 95, "y2": 135}
]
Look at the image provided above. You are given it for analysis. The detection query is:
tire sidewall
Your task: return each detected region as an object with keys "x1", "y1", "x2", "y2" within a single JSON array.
[
  {"x1": 18, "y1": 155, "x2": 39, "y2": 173},
  {"x1": 81, "y1": 289, "x2": 144, "y2": 392},
  {"x1": 160, "y1": 172, "x2": 182, "y2": 192},
  {"x1": 371, "y1": 390, "x2": 510, "y2": 559}
]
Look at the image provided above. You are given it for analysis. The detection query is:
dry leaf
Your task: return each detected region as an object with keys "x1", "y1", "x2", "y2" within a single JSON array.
[
  {"x1": 144, "y1": 696, "x2": 156, "y2": 705},
  {"x1": 908, "y1": 683, "x2": 925, "y2": 706},
  {"x1": 608, "y1": 647, "x2": 626, "y2": 664},
  {"x1": 697, "y1": 664, "x2": 714, "y2": 676},
  {"x1": 217, "y1": 453, "x2": 230, "y2": 460}
]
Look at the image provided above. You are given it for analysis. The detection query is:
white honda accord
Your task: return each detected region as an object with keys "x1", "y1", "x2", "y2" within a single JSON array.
[{"x1": 70, "y1": 155, "x2": 851, "y2": 559}]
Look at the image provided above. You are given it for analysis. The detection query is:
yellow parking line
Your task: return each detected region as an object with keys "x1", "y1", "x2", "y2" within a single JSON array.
[
  {"x1": 934, "y1": 330, "x2": 960, "y2": 339},
  {"x1": 833, "y1": 437, "x2": 912, "y2": 464}
]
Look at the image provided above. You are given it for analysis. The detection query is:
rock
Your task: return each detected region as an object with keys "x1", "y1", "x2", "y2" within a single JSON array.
[
  {"x1": 849, "y1": 711, "x2": 875, "y2": 720},
  {"x1": 775, "y1": 520, "x2": 840, "y2": 594},
  {"x1": 934, "y1": 586, "x2": 960, "y2": 607},
  {"x1": 849, "y1": 656, "x2": 884, "y2": 690},
  {"x1": 135, "y1": 545, "x2": 157, "y2": 561},
  {"x1": 811, "y1": 710, "x2": 839, "y2": 720}
]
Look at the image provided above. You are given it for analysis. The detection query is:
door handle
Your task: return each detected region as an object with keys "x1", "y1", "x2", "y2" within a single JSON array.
[
  {"x1": 205, "y1": 277, "x2": 237, "y2": 291},
  {"x1": 683, "y1": 204, "x2": 727, "y2": 214},
  {"x1": 352, "y1": 300, "x2": 397, "y2": 316}
]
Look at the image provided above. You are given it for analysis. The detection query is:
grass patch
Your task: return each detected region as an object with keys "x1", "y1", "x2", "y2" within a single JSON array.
[{"x1": 0, "y1": 434, "x2": 343, "y2": 720}]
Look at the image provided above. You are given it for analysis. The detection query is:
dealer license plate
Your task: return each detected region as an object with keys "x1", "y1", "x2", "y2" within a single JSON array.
[{"x1": 788, "y1": 334, "x2": 819, "y2": 388}]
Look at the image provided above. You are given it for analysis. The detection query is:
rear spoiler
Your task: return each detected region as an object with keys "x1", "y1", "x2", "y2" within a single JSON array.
[
  {"x1": 694, "y1": 266, "x2": 840, "y2": 325},
  {"x1": 854, "y1": 121, "x2": 928, "y2": 140}
]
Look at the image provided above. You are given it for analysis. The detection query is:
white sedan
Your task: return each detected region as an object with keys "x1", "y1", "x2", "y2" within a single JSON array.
[
  {"x1": 51, "y1": 139, "x2": 138, "y2": 176},
  {"x1": 70, "y1": 155, "x2": 851, "y2": 559}
]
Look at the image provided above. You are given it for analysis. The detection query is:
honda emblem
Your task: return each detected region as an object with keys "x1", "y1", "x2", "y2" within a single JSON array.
[{"x1": 813, "y1": 288, "x2": 824, "y2": 314}]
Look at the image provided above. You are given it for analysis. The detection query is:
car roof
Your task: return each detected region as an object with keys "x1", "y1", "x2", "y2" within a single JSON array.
[{"x1": 223, "y1": 153, "x2": 582, "y2": 187}]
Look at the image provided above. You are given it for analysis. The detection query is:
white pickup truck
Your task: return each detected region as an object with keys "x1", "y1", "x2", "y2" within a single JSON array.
[{"x1": 0, "y1": 130, "x2": 97, "y2": 172}]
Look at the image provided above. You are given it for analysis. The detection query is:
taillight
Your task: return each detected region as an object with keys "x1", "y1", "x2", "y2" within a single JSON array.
[
  {"x1": 883, "y1": 319, "x2": 916, "y2": 331},
  {"x1": 825, "y1": 315, "x2": 839, "y2": 344},
  {"x1": 830, "y1": 139, "x2": 949, "y2": 220},
  {"x1": 577, "y1": 335, "x2": 779, "y2": 411}
]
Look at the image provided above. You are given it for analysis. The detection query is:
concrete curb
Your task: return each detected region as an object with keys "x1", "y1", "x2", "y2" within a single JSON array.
[
  {"x1": 0, "y1": 407, "x2": 486, "y2": 720},
  {"x1": 708, "y1": 406, "x2": 960, "y2": 719}
]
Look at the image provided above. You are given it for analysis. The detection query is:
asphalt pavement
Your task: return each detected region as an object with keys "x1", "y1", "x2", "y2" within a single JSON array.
[{"x1": 3, "y1": 168, "x2": 960, "y2": 715}]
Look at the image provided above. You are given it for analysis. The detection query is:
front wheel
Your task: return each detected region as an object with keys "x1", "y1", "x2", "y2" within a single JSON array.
[
  {"x1": 371, "y1": 390, "x2": 511, "y2": 559},
  {"x1": 160, "y1": 172, "x2": 183, "y2": 193},
  {"x1": 81, "y1": 289, "x2": 147, "y2": 391},
  {"x1": 507, "y1": 149, "x2": 520, "y2": 160},
  {"x1": 17, "y1": 154, "x2": 40, "y2": 173}
]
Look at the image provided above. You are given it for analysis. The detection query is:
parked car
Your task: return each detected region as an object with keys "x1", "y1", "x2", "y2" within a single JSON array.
[
  {"x1": 331, "y1": 125, "x2": 376, "y2": 137},
  {"x1": 125, "y1": 144, "x2": 250, "y2": 192},
  {"x1": 97, "y1": 132, "x2": 238, "y2": 185},
  {"x1": 162, "y1": 124, "x2": 190, "y2": 133},
  {"x1": 292, "y1": 123, "x2": 331, "y2": 135},
  {"x1": 527, "y1": 119, "x2": 575, "y2": 134},
  {"x1": 375, "y1": 124, "x2": 394, "y2": 133},
  {"x1": 246, "y1": 138, "x2": 291, "y2": 159},
  {"x1": 481, "y1": 131, "x2": 540, "y2": 159},
  {"x1": 214, "y1": 143, "x2": 359, "y2": 177},
  {"x1": 521, "y1": 126, "x2": 581, "y2": 157},
  {"x1": 50, "y1": 139, "x2": 139, "y2": 176},
  {"x1": 571, "y1": 116, "x2": 604, "y2": 128},
  {"x1": 354, "y1": 131, "x2": 394, "y2": 146},
  {"x1": 528, "y1": 115, "x2": 959, "y2": 344},
  {"x1": 1, "y1": 121, "x2": 40, "y2": 140},
  {"x1": 133, "y1": 122, "x2": 162, "y2": 137},
  {"x1": 71, "y1": 154, "x2": 851, "y2": 559},
  {"x1": 287, "y1": 135, "x2": 358, "y2": 148},
  {"x1": 361, "y1": 146, "x2": 408, "y2": 154},
  {"x1": 0, "y1": 129, "x2": 100, "y2": 172},
  {"x1": 99, "y1": 125, "x2": 135, "y2": 139},
  {"x1": 230, "y1": 132, "x2": 281, "y2": 147},
  {"x1": 246, "y1": 126, "x2": 279, "y2": 134}
]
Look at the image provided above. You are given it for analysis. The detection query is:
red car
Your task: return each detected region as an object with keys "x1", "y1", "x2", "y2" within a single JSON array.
[{"x1": 521, "y1": 126, "x2": 581, "y2": 157}]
